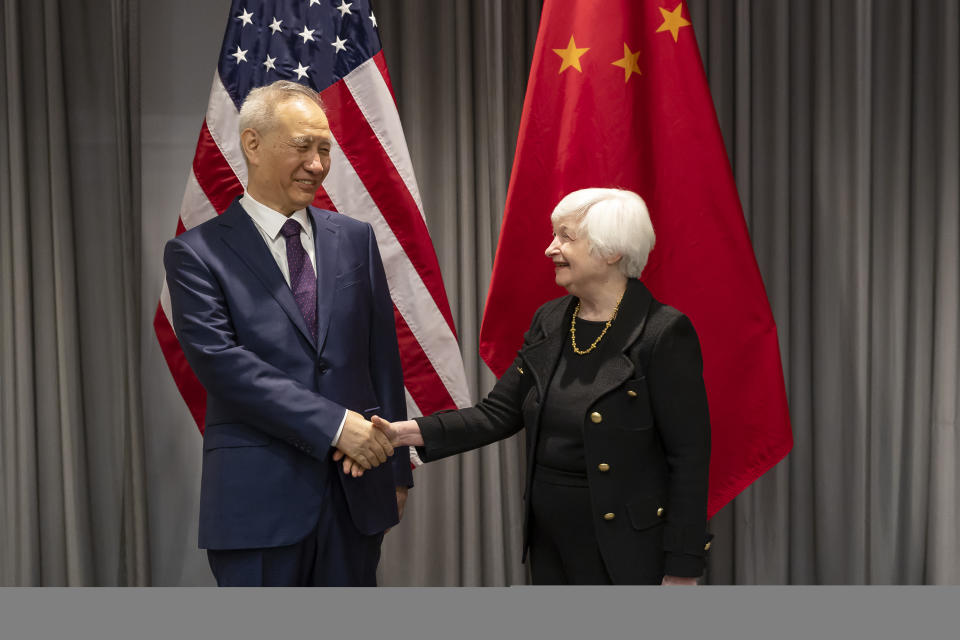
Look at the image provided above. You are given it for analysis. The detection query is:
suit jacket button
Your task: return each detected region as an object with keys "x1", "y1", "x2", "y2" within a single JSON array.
[
  {"x1": 590, "y1": 412, "x2": 602, "y2": 423},
  {"x1": 657, "y1": 507, "x2": 664, "y2": 517},
  {"x1": 704, "y1": 541, "x2": 712, "y2": 551},
  {"x1": 597, "y1": 463, "x2": 610, "y2": 472},
  {"x1": 603, "y1": 512, "x2": 615, "y2": 521},
  {"x1": 627, "y1": 389, "x2": 638, "y2": 397}
]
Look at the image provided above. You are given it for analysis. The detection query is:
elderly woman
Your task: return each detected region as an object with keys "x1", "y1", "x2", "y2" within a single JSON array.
[{"x1": 343, "y1": 188, "x2": 711, "y2": 585}]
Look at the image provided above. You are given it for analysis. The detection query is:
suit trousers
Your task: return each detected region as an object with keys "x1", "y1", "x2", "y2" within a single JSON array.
[
  {"x1": 528, "y1": 464, "x2": 613, "y2": 585},
  {"x1": 207, "y1": 464, "x2": 385, "y2": 587}
]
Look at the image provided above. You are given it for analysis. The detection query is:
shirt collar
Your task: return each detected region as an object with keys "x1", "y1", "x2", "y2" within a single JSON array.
[{"x1": 240, "y1": 193, "x2": 313, "y2": 241}]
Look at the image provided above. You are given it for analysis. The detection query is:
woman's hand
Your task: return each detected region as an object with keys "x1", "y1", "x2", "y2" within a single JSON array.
[
  {"x1": 661, "y1": 575, "x2": 699, "y2": 586},
  {"x1": 371, "y1": 416, "x2": 424, "y2": 447}
]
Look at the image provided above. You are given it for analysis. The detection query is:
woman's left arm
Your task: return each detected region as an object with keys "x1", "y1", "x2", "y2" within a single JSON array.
[{"x1": 647, "y1": 312, "x2": 712, "y2": 580}]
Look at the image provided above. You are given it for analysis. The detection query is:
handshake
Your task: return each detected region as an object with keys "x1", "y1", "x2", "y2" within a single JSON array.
[{"x1": 332, "y1": 411, "x2": 424, "y2": 478}]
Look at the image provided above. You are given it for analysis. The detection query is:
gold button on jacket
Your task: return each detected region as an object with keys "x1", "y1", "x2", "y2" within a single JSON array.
[
  {"x1": 590, "y1": 411, "x2": 602, "y2": 423},
  {"x1": 597, "y1": 463, "x2": 610, "y2": 472},
  {"x1": 603, "y1": 512, "x2": 616, "y2": 521},
  {"x1": 627, "y1": 389, "x2": 638, "y2": 397}
]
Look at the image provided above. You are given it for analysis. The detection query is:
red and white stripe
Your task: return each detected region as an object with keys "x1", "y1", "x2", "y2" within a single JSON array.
[{"x1": 155, "y1": 51, "x2": 472, "y2": 446}]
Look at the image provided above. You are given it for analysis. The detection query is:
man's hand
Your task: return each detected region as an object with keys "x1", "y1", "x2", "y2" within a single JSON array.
[
  {"x1": 387, "y1": 487, "x2": 410, "y2": 531},
  {"x1": 334, "y1": 410, "x2": 394, "y2": 470},
  {"x1": 395, "y1": 486, "x2": 409, "y2": 520},
  {"x1": 332, "y1": 449, "x2": 367, "y2": 477},
  {"x1": 332, "y1": 414, "x2": 422, "y2": 477},
  {"x1": 661, "y1": 575, "x2": 699, "y2": 586},
  {"x1": 371, "y1": 415, "x2": 425, "y2": 447},
  {"x1": 383, "y1": 486, "x2": 409, "y2": 535}
]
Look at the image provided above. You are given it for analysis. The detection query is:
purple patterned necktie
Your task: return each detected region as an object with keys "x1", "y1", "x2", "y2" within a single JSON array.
[{"x1": 280, "y1": 218, "x2": 317, "y2": 342}]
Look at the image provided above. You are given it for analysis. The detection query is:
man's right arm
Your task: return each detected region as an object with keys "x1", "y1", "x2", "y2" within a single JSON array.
[{"x1": 164, "y1": 237, "x2": 390, "y2": 468}]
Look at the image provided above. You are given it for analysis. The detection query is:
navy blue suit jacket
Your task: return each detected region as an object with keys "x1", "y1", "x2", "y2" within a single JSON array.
[{"x1": 164, "y1": 197, "x2": 412, "y2": 550}]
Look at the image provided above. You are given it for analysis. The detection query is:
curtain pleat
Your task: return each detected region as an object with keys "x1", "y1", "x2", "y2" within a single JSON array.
[{"x1": 0, "y1": 0, "x2": 149, "y2": 586}]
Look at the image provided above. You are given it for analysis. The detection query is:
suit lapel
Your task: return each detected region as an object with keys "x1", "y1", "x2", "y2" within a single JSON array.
[
  {"x1": 218, "y1": 200, "x2": 317, "y2": 349},
  {"x1": 516, "y1": 296, "x2": 572, "y2": 476},
  {"x1": 588, "y1": 279, "x2": 654, "y2": 399},
  {"x1": 520, "y1": 297, "x2": 573, "y2": 395},
  {"x1": 310, "y1": 207, "x2": 340, "y2": 356}
]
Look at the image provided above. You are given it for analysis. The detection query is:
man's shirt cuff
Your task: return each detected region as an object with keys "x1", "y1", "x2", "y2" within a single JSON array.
[{"x1": 330, "y1": 409, "x2": 348, "y2": 446}]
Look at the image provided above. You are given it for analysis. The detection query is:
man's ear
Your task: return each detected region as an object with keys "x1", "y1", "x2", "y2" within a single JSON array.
[{"x1": 240, "y1": 128, "x2": 260, "y2": 166}]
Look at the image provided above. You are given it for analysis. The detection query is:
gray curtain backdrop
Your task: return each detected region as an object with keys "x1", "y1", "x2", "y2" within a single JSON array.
[
  {"x1": 2, "y1": 0, "x2": 957, "y2": 585},
  {"x1": 694, "y1": 0, "x2": 960, "y2": 585},
  {"x1": 0, "y1": 0, "x2": 148, "y2": 586},
  {"x1": 375, "y1": 0, "x2": 543, "y2": 587}
]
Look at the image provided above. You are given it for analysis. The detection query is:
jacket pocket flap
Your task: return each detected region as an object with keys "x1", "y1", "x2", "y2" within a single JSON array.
[
  {"x1": 626, "y1": 498, "x2": 664, "y2": 531},
  {"x1": 336, "y1": 262, "x2": 364, "y2": 278},
  {"x1": 203, "y1": 424, "x2": 272, "y2": 450},
  {"x1": 335, "y1": 263, "x2": 364, "y2": 289}
]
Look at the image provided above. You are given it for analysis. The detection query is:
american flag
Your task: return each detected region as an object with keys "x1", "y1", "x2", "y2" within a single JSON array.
[{"x1": 154, "y1": 0, "x2": 471, "y2": 444}]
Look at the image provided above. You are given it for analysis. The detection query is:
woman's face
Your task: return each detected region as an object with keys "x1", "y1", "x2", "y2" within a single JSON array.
[{"x1": 544, "y1": 219, "x2": 614, "y2": 296}]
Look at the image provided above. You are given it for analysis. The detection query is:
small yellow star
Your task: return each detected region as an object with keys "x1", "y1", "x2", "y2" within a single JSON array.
[
  {"x1": 611, "y1": 43, "x2": 642, "y2": 82},
  {"x1": 656, "y1": 3, "x2": 692, "y2": 43},
  {"x1": 552, "y1": 35, "x2": 590, "y2": 73}
]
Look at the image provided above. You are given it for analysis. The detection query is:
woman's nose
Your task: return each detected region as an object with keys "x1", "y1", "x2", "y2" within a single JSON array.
[{"x1": 545, "y1": 237, "x2": 559, "y2": 256}]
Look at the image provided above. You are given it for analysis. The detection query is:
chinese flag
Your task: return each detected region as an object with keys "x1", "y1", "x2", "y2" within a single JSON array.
[{"x1": 479, "y1": 0, "x2": 793, "y2": 517}]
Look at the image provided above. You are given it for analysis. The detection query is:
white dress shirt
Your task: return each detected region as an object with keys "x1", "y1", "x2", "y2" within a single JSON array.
[
  {"x1": 239, "y1": 193, "x2": 347, "y2": 446},
  {"x1": 240, "y1": 193, "x2": 317, "y2": 283}
]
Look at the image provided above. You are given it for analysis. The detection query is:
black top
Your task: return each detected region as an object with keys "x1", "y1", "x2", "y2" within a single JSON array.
[
  {"x1": 415, "y1": 279, "x2": 711, "y2": 581},
  {"x1": 535, "y1": 313, "x2": 617, "y2": 473}
]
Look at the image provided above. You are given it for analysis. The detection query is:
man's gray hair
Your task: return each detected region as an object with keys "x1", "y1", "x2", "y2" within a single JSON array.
[
  {"x1": 238, "y1": 80, "x2": 324, "y2": 135},
  {"x1": 550, "y1": 188, "x2": 656, "y2": 278}
]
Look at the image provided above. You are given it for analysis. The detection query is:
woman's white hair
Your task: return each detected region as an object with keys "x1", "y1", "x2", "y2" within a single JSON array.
[
  {"x1": 237, "y1": 80, "x2": 324, "y2": 136},
  {"x1": 550, "y1": 188, "x2": 656, "y2": 278}
]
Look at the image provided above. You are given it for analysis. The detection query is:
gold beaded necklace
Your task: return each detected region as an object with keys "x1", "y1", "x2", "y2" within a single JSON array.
[{"x1": 570, "y1": 289, "x2": 626, "y2": 355}]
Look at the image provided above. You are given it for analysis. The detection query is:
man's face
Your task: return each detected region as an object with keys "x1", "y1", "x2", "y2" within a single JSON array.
[{"x1": 243, "y1": 97, "x2": 332, "y2": 215}]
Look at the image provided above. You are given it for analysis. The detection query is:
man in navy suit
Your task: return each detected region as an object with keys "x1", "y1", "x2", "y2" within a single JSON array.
[{"x1": 164, "y1": 80, "x2": 411, "y2": 586}]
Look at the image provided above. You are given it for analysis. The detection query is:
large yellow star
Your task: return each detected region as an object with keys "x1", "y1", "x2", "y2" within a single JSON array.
[
  {"x1": 656, "y1": 3, "x2": 692, "y2": 42},
  {"x1": 611, "y1": 43, "x2": 642, "y2": 82},
  {"x1": 552, "y1": 35, "x2": 590, "y2": 73}
]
